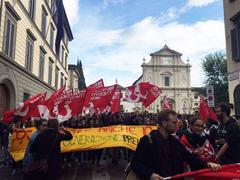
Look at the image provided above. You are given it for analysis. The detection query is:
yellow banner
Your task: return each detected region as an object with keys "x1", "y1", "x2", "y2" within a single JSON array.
[{"x1": 10, "y1": 125, "x2": 157, "y2": 162}]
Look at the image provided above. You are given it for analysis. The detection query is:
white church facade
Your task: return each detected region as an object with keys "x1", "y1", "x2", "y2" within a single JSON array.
[{"x1": 122, "y1": 45, "x2": 199, "y2": 114}]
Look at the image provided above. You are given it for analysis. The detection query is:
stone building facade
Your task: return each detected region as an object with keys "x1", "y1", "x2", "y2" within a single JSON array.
[
  {"x1": 68, "y1": 60, "x2": 86, "y2": 92},
  {"x1": 223, "y1": 0, "x2": 240, "y2": 116},
  {"x1": 141, "y1": 45, "x2": 193, "y2": 113},
  {"x1": 0, "y1": 0, "x2": 73, "y2": 117}
]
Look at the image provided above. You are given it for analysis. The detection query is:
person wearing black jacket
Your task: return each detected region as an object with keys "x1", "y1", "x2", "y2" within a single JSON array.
[
  {"x1": 30, "y1": 119, "x2": 73, "y2": 180},
  {"x1": 131, "y1": 110, "x2": 220, "y2": 180},
  {"x1": 215, "y1": 102, "x2": 240, "y2": 164},
  {"x1": 0, "y1": 120, "x2": 13, "y2": 167}
]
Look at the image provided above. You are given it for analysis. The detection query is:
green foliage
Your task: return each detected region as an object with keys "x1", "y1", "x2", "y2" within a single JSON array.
[
  {"x1": 201, "y1": 51, "x2": 229, "y2": 105},
  {"x1": 192, "y1": 87, "x2": 206, "y2": 97}
]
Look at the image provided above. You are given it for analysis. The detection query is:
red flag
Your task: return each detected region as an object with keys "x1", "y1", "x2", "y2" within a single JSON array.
[
  {"x1": 44, "y1": 86, "x2": 65, "y2": 109},
  {"x1": 207, "y1": 107, "x2": 217, "y2": 121},
  {"x1": 2, "y1": 110, "x2": 16, "y2": 123},
  {"x1": 110, "y1": 89, "x2": 122, "y2": 113},
  {"x1": 38, "y1": 86, "x2": 65, "y2": 120},
  {"x1": 180, "y1": 134, "x2": 215, "y2": 162},
  {"x1": 141, "y1": 83, "x2": 162, "y2": 108},
  {"x1": 69, "y1": 90, "x2": 86, "y2": 116},
  {"x1": 199, "y1": 97, "x2": 217, "y2": 121},
  {"x1": 24, "y1": 92, "x2": 47, "y2": 119},
  {"x1": 82, "y1": 79, "x2": 104, "y2": 115},
  {"x1": 54, "y1": 89, "x2": 75, "y2": 123},
  {"x1": 125, "y1": 82, "x2": 161, "y2": 108},
  {"x1": 199, "y1": 97, "x2": 208, "y2": 120},
  {"x1": 88, "y1": 79, "x2": 104, "y2": 89},
  {"x1": 83, "y1": 85, "x2": 117, "y2": 114},
  {"x1": 40, "y1": 87, "x2": 84, "y2": 122},
  {"x1": 162, "y1": 96, "x2": 172, "y2": 110},
  {"x1": 125, "y1": 83, "x2": 145, "y2": 103},
  {"x1": 100, "y1": 89, "x2": 122, "y2": 114},
  {"x1": 167, "y1": 164, "x2": 240, "y2": 180},
  {"x1": 3, "y1": 92, "x2": 46, "y2": 123}
]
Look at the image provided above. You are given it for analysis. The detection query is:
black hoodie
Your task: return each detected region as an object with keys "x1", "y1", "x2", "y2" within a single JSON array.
[{"x1": 131, "y1": 130, "x2": 207, "y2": 180}]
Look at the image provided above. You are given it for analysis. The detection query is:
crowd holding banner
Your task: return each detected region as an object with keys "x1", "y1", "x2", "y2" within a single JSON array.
[
  {"x1": 10, "y1": 125, "x2": 157, "y2": 162},
  {"x1": 1, "y1": 79, "x2": 240, "y2": 180}
]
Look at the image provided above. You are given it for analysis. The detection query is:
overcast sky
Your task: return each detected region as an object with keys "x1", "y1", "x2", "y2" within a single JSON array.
[{"x1": 63, "y1": 0, "x2": 225, "y2": 87}]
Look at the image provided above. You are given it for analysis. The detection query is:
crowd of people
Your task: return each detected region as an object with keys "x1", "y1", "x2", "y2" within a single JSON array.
[
  {"x1": 130, "y1": 102, "x2": 240, "y2": 180},
  {"x1": 0, "y1": 111, "x2": 158, "y2": 178},
  {"x1": 0, "y1": 102, "x2": 240, "y2": 180}
]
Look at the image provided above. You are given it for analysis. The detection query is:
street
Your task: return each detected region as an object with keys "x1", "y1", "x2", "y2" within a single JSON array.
[
  {"x1": 59, "y1": 159, "x2": 127, "y2": 180},
  {"x1": 0, "y1": 157, "x2": 127, "y2": 180}
]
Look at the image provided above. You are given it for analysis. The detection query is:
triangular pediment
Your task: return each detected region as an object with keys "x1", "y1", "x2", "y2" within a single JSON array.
[{"x1": 150, "y1": 45, "x2": 182, "y2": 56}]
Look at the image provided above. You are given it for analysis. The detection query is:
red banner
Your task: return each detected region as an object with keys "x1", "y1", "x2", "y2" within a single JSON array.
[
  {"x1": 44, "y1": 86, "x2": 65, "y2": 110},
  {"x1": 2, "y1": 80, "x2": 164, "y2": 122},
  {"x1": 3, "y1": 93, "x2": 46, "y2": 123},
  {"x1": 69, "y1": 90, "x2": 86, "y2": 116},
  {"x1": 141, "y1": 83, "x2": 162, "y2": 108},
  {"x1": 25, "y1": 93, "x2": 47, "y2": 119},
  {"x1": 168, "y1": 164, "x2": 240, "y2": 180},
  {"x1": 38, "y1": 86, "x2": 65, "y2": 120},
  {"x1": 199, "y1": 96, "x2": 217, "y2": 121},
  {"x1": 88, "y1": 79, "x2": 104, "y2": 89},
  {"x1": 110, "y1": 89, "x2": 122, "y2": 113},
  {"x1": 83, "y1": 85, "x2": 117, "y2": 114},
  {"x1": 99, "y1": 89, "x2": 122, "y2": 114},
  {"x1": 125, "y1": 82, "x2": 161, "y2": 108}
]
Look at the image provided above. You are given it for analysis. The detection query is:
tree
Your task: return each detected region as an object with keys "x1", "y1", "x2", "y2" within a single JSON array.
[{"x1": 201, "y1": 51, "x2": 228, "y2": 105}]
